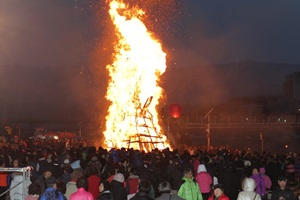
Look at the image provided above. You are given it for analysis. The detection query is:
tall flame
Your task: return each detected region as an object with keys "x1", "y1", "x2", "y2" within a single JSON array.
[{"x1": 103, "y1": 0, "x2": 170, "y2": 151}]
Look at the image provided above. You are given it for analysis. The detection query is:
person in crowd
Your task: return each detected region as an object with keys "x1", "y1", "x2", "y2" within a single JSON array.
[
  {"x1": 130, "y1": 179, "x2": 153, "y2": 200},
  {"x1": 177, "y1": 168, "x2": 203, "y2": 200},
  {"x1": 65, "y1": 168, "x2": 83, "y2": 199},
  {"x1": 36, "y1": 151, "x2": 48, "y2": 176},
  {"x1": 250, "y1": 167, "x2": 266, "y2": 199},
  {"x1": 86, "y1": 166, "x2": 101, "y2": 199},
  {"x1": 155, "y1": 181, "x2": 183, "y2": 200},
  {"x1": 39, "y1": 176, "x2": 65, "y2": 200},
  {"x1": 127, "y1": 167, "x2": 140, "y2": 197},
  {"x1": 237, "y1": 177, "x2": 261, "y2": 200},
  {"x1": 167, "y1": 158, "x2": 183, "y2": 192},
  {"x1": 271, "y1": 176, "x2": 296, "y2": 200},
  {"x1": 25, "y1": 182, "x2": 41, "y2": 200},
  {"x1": 70, "y1": 177, "x2": 93, "y2": 200},
  {"x1": 97, "y1": 180, "x2": 114, "y2": 200},
  {"x1": 35, "y1": 166, "x2": 53, "y2": 194},
  {"x1": 110, "y1": 172, "x2": 128, "y2": 200},
  {"x1": 55, "y1": 180, "x2": 67, "y2": 200},
  {"x1": 195, "y1": 164, "x2": 212, "y2": 200},
  {"x1": 58, "y1": 165, "x2": 73, "y2": 185},
  {"x1": 259, "y1": 167, "x2": 272, "y2": 199},
  {"x1": 119, "y1": 158, "x2": 130, "y2": 179},
  {"x1": 218, "y1": 159, "x2": 240, "y2": 200},
  {"x1": 266, "y1": 157, "x2": 284, "y2": 190},
  {"x1": 207, "y1": 184, "x2": 229, "y2": 200},
  {"x1": 0, "y1": 157, "x2": 8, "y2": 200}
]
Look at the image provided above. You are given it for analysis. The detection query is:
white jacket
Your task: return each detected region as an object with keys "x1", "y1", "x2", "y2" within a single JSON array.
[{"x1": 237, "y1": 178, "x2": 261, "y2": 200}]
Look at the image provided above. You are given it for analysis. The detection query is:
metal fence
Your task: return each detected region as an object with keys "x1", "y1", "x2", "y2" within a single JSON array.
[{"x1": 0, "y1": 167, "x2": 31, "y2": 200}]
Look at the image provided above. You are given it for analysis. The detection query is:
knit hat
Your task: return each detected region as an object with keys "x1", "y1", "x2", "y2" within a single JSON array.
[{"x1": 113, "y1": 173, "x2": 125, "y2": 183}]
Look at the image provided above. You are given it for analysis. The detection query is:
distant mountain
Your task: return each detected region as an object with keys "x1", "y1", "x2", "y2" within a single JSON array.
[
  {"x1": 1, "y1": 61, "x2": 299, "y2": 120},
  {"x1": 163, "y1": 60, "x2": 300, "y2": 105}
]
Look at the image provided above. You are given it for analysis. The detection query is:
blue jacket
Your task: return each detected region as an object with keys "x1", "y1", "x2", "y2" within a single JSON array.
[{"x1": 39, "y1": 187, "x2": 65, "y2": 200}]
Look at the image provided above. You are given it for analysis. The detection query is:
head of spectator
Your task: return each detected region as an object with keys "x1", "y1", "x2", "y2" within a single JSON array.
[
  {"x1": 12, "y1": 158, "x2": 20, "y2": 167},
  {"x1": 277, "y1": 176, "x2": 288, "y2": 190},
  {"x1": 56, "y1": 180, "x2": 66, "y2": 194},
  {"x1": 259, "y1": 167, "x2": 266, "y2": 174},
  {"x1": 213, "y1": 184, "x2": 225, "y2": 199},
  {"x1": 99, "y1": 180, "x2": 111, "y2": 193},
  {"x1": 157, "y1": 181, "x2": 171, "y2": 194},
  {"x1": 45, "y1": 176, "x2": 57, "y2": 189},
  {"x1": 183, "y1": 168, "x2": 193, "y2": 180},
  {"x1": 70, "y1": 168, "x2": 83, "y2": 181},
  {"x1": 252, "y1": 167, "x2": 259, "y2": 175},
  {"x1": 138, "y1": 179, "x2": 151, "y2": 194},
  {"x1": 28, "y1": 182, "x2": 41, "y2": 196},
  {"x1": 76, "y1": 177, "x2": 89, "y2": 190},
  {"x1": 43, "y1": 167, "x2": 53, "y2": 180}
]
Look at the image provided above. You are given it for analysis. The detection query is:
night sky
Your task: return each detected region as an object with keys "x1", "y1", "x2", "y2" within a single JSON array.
[{"x1": 1, "y1": 0, "x2": 300, "y2": 120}]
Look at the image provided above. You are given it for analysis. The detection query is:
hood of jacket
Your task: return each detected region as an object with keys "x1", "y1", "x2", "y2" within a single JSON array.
[
  {"x1": 197, "y1": 164, "x2": 207, "y2": 173},
  {"x1": 242, "y1": 178, "x2": 256, "y2": 192}
]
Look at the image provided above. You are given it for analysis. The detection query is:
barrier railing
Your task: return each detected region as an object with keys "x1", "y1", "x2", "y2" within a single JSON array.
[{"x1": 0, "y1": 167, "x2": 31, "y2": 200}]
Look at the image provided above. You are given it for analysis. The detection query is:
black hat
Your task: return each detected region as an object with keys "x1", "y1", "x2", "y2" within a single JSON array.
[
  {"x1": 278, "y1": 176, "x2": 287, "y2": 181},
  {"x1": 213, "y1": 184, "x2": 224, "y2": 191}
]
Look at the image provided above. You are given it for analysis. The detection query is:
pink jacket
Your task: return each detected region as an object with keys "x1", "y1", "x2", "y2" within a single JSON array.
[
  {"x1": 70, "y1": 188, "x2": 94, "y2": 200},
  {"x1": 195, "y1": 164, "x2": 212, "y2": 193}
]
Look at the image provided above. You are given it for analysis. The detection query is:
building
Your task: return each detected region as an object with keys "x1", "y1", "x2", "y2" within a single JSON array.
[{"x1": 283, "y1": 72, "x2": 300, "y2": 100}]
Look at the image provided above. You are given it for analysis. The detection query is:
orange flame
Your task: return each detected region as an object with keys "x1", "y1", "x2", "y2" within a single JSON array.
[{"x1": 103, "y1": 0, "x2": 170, "y2": 152}]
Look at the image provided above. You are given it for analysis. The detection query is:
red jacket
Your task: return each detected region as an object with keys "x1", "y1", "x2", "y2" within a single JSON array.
[
  {"x1": 88, "y1": 175, "x2": 101, "y2": 199},
  {"x1": 208, "y1": 193, "x2": 230, "y2": 200}
]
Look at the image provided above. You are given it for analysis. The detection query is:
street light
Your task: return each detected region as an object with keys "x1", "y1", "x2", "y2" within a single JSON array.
[{"x1": 204, "y1": 108, "x2": 213, "y2": 152}]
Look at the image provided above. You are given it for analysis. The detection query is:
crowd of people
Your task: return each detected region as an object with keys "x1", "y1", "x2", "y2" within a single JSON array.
[{"x1": 0, "y1": 137, "x2": 299, "y2": 200}]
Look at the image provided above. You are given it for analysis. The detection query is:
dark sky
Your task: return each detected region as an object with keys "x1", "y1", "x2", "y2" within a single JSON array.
[
  {"x1": 1, "y1": 0, "x2": 300, "y2": 120},
  {"x1": 1, "y1": 1, "x2": 300, "y2": 66},
  {"x1": 171, "y1": 1, "x2": 300, "y2": 66}
]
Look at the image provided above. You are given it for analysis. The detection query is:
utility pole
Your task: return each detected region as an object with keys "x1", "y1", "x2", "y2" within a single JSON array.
[
  {"x1": 204, "y1": 108, "x2": 213, "y2": 152},
  {"x1": 260, "y1": 131, "x2": 264, "y2": 154}
]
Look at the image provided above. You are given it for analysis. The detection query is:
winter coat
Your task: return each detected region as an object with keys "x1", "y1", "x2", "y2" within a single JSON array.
[
  {"x1": 237, "y1": 178, "x2": 262, "y2": 200},
  {"x1": 87, "y1": 175, "x2": 101, "y2": 199},
  {"x1": 167, "y1": 164, "x2": 183, "y2": 191},
  {"x1": 155, "y1": 193, "x2": 184, "y2": 200},
  {"x1": 130, "y1": 191, "x2": 153, "y2": 200},
  {"x1": 97, "y1": 190, "x2": 114, "y2": 200},
  {"x1": 127, "y1": 176, "x2": 140, "y2": 194},
  {"x1": 65, "y1": 181, "x2": 77, "y2": 200},
  {"x1": 111, "y1": 180, "x2": 127, "y2": 200},
  {"x1": 261, "y1": 174, "x2": 272, "y2": 190},
  {"x1": 271, "y1": 187, "x2": 295, "y2": 200},
  {"x1": 195, "y1": 164, "x2": 212, "y2": 193},
  {"x1": 177, "y1": 176, "x2": 203, "y2": 200},
  {"x1": 250, "y1": 174, "x2": 266, "y2": 196},
  {"x1": 70, "y1": 188, "x2": 93, "y2": 200},
  {"x1": 35, "y1": 175, "x2": 47, "y2": 194},
  {"x1": 39, "y1": 187, "x2": 65, "y2": 200}
]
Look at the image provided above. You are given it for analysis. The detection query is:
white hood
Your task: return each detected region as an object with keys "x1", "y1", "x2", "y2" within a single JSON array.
[
  {"x1": 197, "y1": 164, "x2": 207, "y2": 173},
  {"x1": 242, "y1": 178, "x2": 256, "y2": 192}
]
